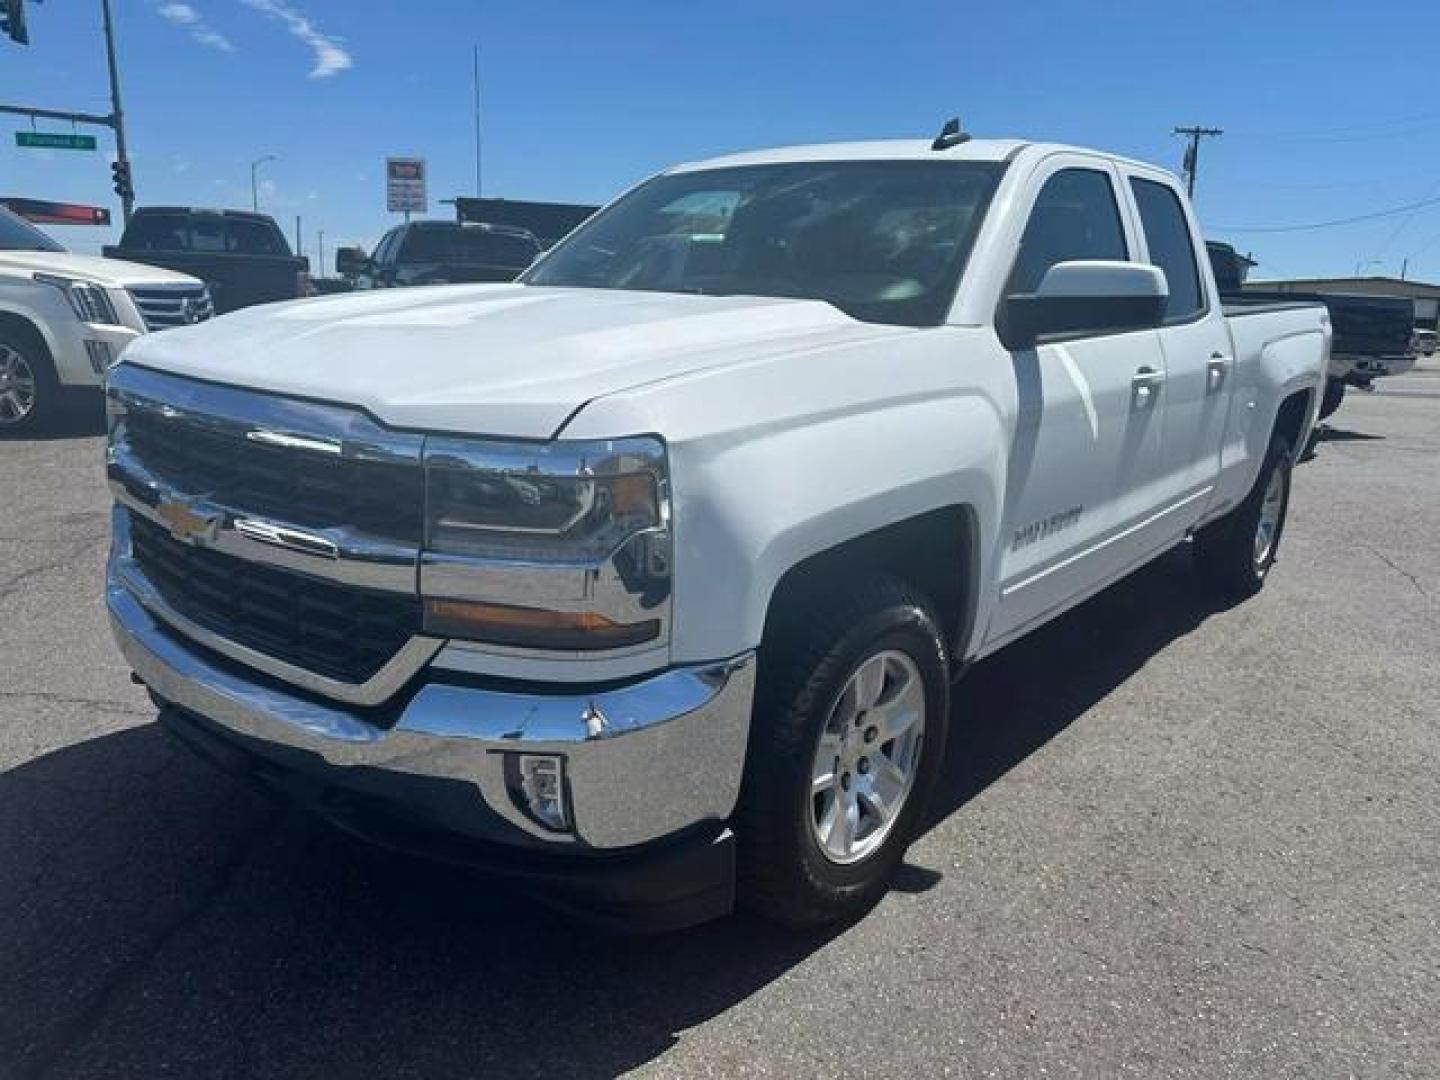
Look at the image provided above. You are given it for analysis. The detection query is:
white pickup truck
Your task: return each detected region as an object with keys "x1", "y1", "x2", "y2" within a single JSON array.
[
  {"x1": 0, "y1": 206, "x2": 213, "y2": 433},
  {"x1": 105, "y1": 127, "x2": 1330, "y2": 931}
]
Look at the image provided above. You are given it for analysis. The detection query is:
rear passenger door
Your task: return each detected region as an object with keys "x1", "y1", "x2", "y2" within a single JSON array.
[
  {"x1": 1125, "y1": 173, "x2": 1234, "y2": 522},
  {"x1": 988, "y1": 159, "x2": 1168, "y2": 645}
]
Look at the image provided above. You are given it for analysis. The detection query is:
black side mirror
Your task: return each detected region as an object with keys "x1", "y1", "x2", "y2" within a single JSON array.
[
  {"x1": 335, "y1": 246, "x2": 368, "y2": 277},
  {"x1": 1002, "y1": 261, "x2": 1169, "y2": 350}
]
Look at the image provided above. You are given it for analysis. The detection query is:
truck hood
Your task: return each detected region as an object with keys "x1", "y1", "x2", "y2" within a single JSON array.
[
  {"x1": 0, "y1": 250, "x2": 201, "y2": 288},
  {"x1": 122, "y1": 284, "x2": 910, "y2": 437}
]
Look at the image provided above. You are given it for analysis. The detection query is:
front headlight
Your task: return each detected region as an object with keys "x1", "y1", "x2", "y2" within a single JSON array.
[
  {"x1": 422, "y1": 436, "x2": 671, "y2": 651},
  {"x1": 34, "y1": 273, "x2": 122, "y2": 326}
]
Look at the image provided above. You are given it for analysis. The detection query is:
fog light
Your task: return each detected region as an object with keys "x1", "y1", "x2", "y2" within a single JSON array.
[
  {"x1": 84, "y1": 339, "x2": 113, "y2": 374},
  {"x1": 511, "y1": 753, "x2": 569, "y2": 832}
]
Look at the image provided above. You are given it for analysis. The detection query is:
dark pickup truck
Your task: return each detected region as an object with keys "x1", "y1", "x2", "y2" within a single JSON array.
[
  {"x1": 335, "y1": 221, "x2": 541, "y2": 290},
  {"x1": 104, "y1": 207, "x2": 311, "y2": 315},
  {"x1": 1207, "y1": 242, "x2": 1414, "y2": 418}
]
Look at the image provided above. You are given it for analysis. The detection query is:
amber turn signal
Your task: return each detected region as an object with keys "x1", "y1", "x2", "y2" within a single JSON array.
[{"x1": 424, "y1": 598, "x2": 660, "y2": 651}]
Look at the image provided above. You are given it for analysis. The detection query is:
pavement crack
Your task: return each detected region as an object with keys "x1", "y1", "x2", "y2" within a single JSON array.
[
  {"x1": 0, "y1": 537, "x2": 108, "y2": 604},
  {"x1": 1362, "y1": 543, "x2": 1431, "y2": 599},
  {"x1": 0, "y1": 689, "x2": 151, "y2": 717}
]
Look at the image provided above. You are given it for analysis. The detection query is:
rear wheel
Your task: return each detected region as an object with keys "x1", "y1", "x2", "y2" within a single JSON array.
[
  {"x1": 1193, "y1": 434, "x2": 1293, "y2": 599},
  {"x1": 736, "y1": 577, "x2": 950, "y2": 928},
  {"x1": 0, "y1": 334, "x2": 58, "y2": 436}
]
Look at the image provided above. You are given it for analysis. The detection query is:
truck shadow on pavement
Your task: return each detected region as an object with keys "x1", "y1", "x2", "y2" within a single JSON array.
[{"x1": 0, "y1": 548, "x2": 1232, "y2": 1079}]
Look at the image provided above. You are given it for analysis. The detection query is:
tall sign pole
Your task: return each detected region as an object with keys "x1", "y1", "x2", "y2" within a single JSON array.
[
  {"x1": 100, "y1": 0, "x2": 133, "y2": 224},
  {"x1": 472, "y1": 44, "x2": 482, "y2": 197}
]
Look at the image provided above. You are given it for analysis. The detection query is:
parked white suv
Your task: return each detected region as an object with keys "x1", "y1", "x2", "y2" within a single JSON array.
[
  {"x1": 0, "y1": 206, "x2": 212, "y2": 433},
  {"x1": 105, "y1": 128, "x2": 1330, "y2": 930}
]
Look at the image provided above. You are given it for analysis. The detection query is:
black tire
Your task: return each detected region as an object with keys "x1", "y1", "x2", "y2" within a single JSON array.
[
  {"x1": 1193, "y1": 434, "x2": 1294, "y2": 599},
  {"x1": 0, "y1": 329, "x2": 60, "y2": 437},
  {"x1": 735, "y1": 576, "x2": 950, "y2": 928},
  {"x1": 1318, "y1": 378, "x2": 1345, "y2": 421}
]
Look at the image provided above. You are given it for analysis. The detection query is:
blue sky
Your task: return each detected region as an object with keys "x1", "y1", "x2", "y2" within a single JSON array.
[{"x1": 5, "y1": 0, "x2": 1440, "y2": 281}]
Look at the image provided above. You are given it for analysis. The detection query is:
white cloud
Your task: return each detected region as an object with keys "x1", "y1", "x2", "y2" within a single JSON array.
[
  {"x1": 240, "y1": 0, "x2": 352, "y2": 79},
  {"x1": 158, "y1": 2, "x2": 199, "y2": 24},
  {"x1": 154, "y1": 2, "x2": 235, "y2": 51}
]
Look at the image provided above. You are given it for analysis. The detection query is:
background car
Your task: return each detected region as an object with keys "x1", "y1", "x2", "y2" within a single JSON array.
[{"x1": 336, "y1": 221, "x2": 542, "y2": 289}]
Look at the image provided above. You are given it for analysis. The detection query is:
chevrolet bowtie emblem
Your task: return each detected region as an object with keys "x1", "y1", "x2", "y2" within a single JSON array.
[{"x1": 156, "y1": 499, "x2": 220, "y2": 545}]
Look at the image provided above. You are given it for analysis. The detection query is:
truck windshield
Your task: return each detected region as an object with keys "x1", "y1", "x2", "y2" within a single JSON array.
[
  {"x1": 0, "y1": 208, "x2": 65, "y2": 252},
  {"x1": 523, "y1": 160, "x2": 1004, "y2": 326},
  {"x1": 401, "y1": 226, "x2": 540, "y2": 267}
]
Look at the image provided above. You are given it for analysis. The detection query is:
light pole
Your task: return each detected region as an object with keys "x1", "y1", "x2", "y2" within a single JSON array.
[
  {"x1": 317, "y1": 229, "x2": 325, "y2": 277},
  {"x1": 250, "y1": 154, "x2": 276, "y2": 212}
]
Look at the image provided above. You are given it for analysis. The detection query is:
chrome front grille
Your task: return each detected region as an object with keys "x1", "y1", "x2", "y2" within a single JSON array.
[
  {"x1": 128, "y1": 511, "x2": 421, "y2": 684},
  {"x1": 106, "y1": 363, "x2": 431, "y2": 695},
  {"x1": 128, "y1": 284, "x2": 215, "y2": 331},
  {"x1": 124, "y1": 404, "x2": 423, "y2": 542}
]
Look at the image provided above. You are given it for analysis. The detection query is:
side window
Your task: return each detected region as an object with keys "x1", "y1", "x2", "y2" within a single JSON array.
[
  {"x1": 1009, "y1": 168, "x2": 1128, "y2": 295},
  {"x1": 1130, "y1": 178, "x2": 1204, "y2": 322}
]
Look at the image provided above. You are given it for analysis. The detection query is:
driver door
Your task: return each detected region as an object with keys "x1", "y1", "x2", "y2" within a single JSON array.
[{"x1": 986, "y1": 160, "x2": 1168, "y2": 646}]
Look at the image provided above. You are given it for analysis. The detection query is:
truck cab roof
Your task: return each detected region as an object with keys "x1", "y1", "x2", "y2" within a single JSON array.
[
  {"x1": 129, "y1": 206, "x2": 279, "y2": 222},
  {"x1": 671, "y1": 138, "x2": 1168, "y2": 177}
]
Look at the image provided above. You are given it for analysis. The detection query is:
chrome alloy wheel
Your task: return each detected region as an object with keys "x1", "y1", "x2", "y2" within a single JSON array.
[
  {"x1": 0, "y1": 344, "x2": 37, "y2": 427},
  {"x1": 809, "y1": 649, "x2": 926, "y2": 865},
  {"x1": 1253, "y1": 465, "x2": 1286, "y2": 567}
]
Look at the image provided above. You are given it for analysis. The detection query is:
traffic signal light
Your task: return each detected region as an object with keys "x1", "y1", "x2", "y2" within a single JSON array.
[
  {"x1": 111, "y1": 159, "x2": 133, "y2": 200},
  {"x1": 1, "y1": 0, "x2": 28, "y2": 45}
]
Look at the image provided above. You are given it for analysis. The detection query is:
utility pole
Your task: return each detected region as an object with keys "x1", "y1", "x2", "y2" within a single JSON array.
[
  {"x1": 294, "y1": 215, "x2": 302, "y2": 258},
  {"x1": 100, "y1": 0, "x2": 133, "y2": 224},
  {"x1": 1174, "y1": 125, "x2": 1222, "y2": 199},
  {"x1": 317, "y1": 229, "x2": 325, "y2": 277}
]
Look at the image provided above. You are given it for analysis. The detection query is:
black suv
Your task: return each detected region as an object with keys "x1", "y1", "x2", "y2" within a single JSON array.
[{"x1": 335, "y1": 221, "x2": 542, "y2": 289}]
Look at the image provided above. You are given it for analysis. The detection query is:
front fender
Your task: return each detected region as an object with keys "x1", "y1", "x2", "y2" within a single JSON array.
[{"x1": 666, "y1": 393, "x2": 1004, "y2": 662}]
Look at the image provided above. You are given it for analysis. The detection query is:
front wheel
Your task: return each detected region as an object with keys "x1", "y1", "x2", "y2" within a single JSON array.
[
  {"x1": 1193, "y1": 433, "x2": 1294, "y2": 599},
  {"x1": 0, "y1": 334, "x2": 58, "y2": 436},
  {"x1": 735, "y1": 577, "x2": 950, "y2": 928}
]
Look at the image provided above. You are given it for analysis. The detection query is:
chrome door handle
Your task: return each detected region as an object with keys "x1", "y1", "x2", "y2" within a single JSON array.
[
  {"x1": 1207, "y1": 353, "x2": 1231, "y2": 392},
  {"x1": 1132, "y1": 366, "x2": 1165, "y2": 408}
]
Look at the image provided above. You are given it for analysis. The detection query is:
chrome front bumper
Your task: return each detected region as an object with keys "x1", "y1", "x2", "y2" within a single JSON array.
[{"x1": 107, "y1": 567, "x2": 756, "y2": 852}]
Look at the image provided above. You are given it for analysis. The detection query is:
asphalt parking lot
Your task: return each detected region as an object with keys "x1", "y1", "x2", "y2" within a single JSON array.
[{"x1": 2, "y1": 367, "x2": 1437, "y2": 1079}]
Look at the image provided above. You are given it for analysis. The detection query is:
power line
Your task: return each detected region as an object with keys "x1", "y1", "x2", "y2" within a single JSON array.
[
  {"x1": 1216, "y1": 193, "x2": 1440, "y2": 234},
  {"x1": 1371, "y1": 175, "x2": 1440, "y2": 261}
]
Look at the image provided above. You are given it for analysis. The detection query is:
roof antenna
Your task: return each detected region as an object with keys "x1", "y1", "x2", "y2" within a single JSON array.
[{"x1": 931, "y1": 117, "x2": 970, "y2": 151}]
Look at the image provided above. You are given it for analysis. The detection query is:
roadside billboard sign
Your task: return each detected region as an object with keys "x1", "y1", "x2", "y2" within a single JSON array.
[{"x1": 386, "y1": 156, "x2": 427, "y2": 214}]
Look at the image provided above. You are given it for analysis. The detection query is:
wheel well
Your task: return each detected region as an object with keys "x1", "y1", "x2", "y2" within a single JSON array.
[
  {"x1": 763, "y1": 506, "x2": 976, "y2": 659},
  {"x1": 0, "y1": 312, "x2": 53, "y2": 367},
  {"x1": 1273, "y1": 388, "x2": 1312, "y2": 450}
]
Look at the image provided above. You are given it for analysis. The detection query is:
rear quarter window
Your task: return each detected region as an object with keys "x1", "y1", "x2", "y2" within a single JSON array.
[{"x1": 1130, "y1": 178, "x2": 1205, "y2": 322}]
